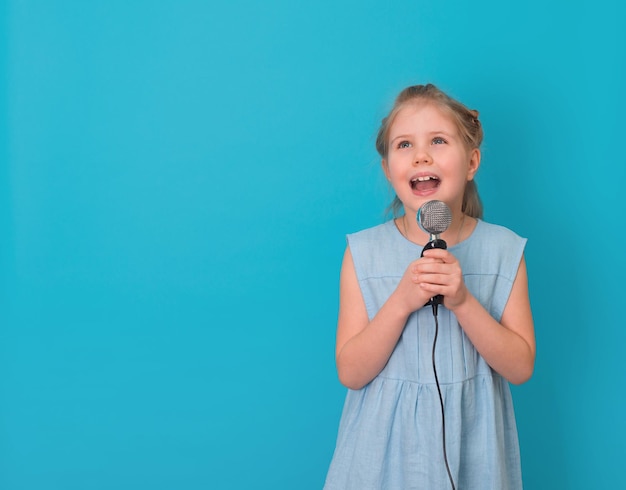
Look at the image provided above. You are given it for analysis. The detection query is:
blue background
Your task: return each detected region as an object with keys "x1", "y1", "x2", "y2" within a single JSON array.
[{"x1": 2, "y1": 1, "x2": 624, "y2": 489}]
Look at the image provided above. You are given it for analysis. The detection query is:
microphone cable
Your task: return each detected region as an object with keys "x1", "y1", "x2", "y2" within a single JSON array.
[
  {"x1": 417, "y1": 200, "x2": 456, "y2": 488},
  {"x1": 431, "y1": 302, "x2": 456, "y2": 490}
]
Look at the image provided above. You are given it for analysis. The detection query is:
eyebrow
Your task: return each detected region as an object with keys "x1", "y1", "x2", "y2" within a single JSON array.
[{"x1": 389, "y1": 134, "x2": 412, "y2": 144}]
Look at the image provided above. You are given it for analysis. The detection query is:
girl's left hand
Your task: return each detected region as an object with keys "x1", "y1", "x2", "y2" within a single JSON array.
[{"x1": 413, "y1": 248, "x2": 468, "y2": 310}]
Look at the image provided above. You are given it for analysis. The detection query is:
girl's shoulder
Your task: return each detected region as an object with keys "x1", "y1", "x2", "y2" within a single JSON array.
[
  {"x1": 346, "y1": 221, "x2": 409, "y2": 258},
  {"x1": 470, "y1": 219, "x2": 526, "y2": 246},
  {"x1": 347, "y1": 220, "x2": 396, "y2": 242}
]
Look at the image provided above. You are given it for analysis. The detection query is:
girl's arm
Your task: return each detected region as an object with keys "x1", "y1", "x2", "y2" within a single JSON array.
[
  {"x1": 335, "y1": 246, "x2": 434, "y2": 390},
  {"x1": 418, "y1": 249, "x2": 536, "y2": 384}
]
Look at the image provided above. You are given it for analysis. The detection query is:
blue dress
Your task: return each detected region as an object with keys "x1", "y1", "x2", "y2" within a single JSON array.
[{"x1": 324, "y1": 219, "x2": 527, "y2": 489}]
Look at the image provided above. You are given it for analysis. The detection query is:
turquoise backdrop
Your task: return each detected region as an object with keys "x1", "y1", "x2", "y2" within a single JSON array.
[{"x1": 2, "y1": 1, "x2": 624, "y2": 489}]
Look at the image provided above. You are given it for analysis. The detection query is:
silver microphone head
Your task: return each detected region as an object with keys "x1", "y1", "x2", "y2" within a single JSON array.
[{"x1": 417, "y1": 200, "x2": 452, "y2": 236}]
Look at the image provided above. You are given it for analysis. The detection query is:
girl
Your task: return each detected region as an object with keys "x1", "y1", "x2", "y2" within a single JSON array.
[{"x1": 324, "y1": 84, "x2": 535, "y2": 489}]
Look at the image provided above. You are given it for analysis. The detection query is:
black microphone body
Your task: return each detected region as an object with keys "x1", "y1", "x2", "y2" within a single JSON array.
[
  {"x1": 417, "y1": 200, "x2": 452, "y2": 314},
  {"x1": 421, "y1": 238, "x2": 447, "y2": 309}
]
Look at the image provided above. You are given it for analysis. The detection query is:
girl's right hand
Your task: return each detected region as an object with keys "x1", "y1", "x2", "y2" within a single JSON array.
[{"x1": 393, "y1": 256, "x2": 442, "y2": 314}]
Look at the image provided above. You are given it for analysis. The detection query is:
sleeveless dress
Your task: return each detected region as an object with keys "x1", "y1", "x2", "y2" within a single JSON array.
[{"x1": 324, "y1": 219, "x2": 527, "y2": 490}]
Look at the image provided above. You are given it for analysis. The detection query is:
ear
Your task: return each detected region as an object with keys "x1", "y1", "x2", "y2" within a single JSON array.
[
  {"x1": 381, "y1": 159, "x2": 391, "y2": 180},
  {"x1": 466, "y1": 148, "x2": 481, "y2": 181}
]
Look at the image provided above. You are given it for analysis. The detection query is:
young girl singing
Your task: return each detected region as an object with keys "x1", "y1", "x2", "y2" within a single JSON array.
[{"x1": 324, "y1": 84, "x2": 535, "y2": 489}]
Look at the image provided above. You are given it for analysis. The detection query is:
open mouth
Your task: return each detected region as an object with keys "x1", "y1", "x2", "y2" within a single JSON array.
[{"x1": 410, "y1": 175, "x2": 440, "y2": 192}]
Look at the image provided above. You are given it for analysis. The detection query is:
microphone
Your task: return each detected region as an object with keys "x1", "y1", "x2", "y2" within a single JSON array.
[{"x1": 417, "y1": 200, "x2": 452, "y2": 314}]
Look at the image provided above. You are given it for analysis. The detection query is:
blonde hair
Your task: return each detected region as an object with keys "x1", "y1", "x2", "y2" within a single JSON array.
[{"x1": 376, "y1": 84, "x2": 483, "y2": 219}]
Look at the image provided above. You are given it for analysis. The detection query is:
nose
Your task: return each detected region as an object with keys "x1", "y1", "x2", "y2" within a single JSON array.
[{"x1": 412, "y1": 147, "x2": 432, "y2": 166}]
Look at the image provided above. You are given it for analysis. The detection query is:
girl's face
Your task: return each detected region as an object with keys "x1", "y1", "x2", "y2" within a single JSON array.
[{"x1": 382, "y1": 102, "x2": 480, "y2": 217}]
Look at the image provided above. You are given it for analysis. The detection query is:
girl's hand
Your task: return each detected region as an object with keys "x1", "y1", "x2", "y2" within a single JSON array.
[
  {"x1": 413, "y1": 248, "x2": 469, "y2": 310},
  {"x1": 393, "y1": 257, "x2": 441, "y2": 314},
  {"x1": 393, "y1": 257, "x2": 436, "y2": 316}
]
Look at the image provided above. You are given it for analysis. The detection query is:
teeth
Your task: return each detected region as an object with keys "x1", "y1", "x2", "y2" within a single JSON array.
[{"x1": 411, "y1": 176, "x2": 438, "y2": 182}]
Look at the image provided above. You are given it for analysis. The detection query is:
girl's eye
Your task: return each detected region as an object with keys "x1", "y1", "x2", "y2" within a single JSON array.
[
  {"x1": 432, "y1": 137, "x2": 447, "y2": 145},
  {"x1": 397, "y1": 141, "x2": 412, "y2": 149}
]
